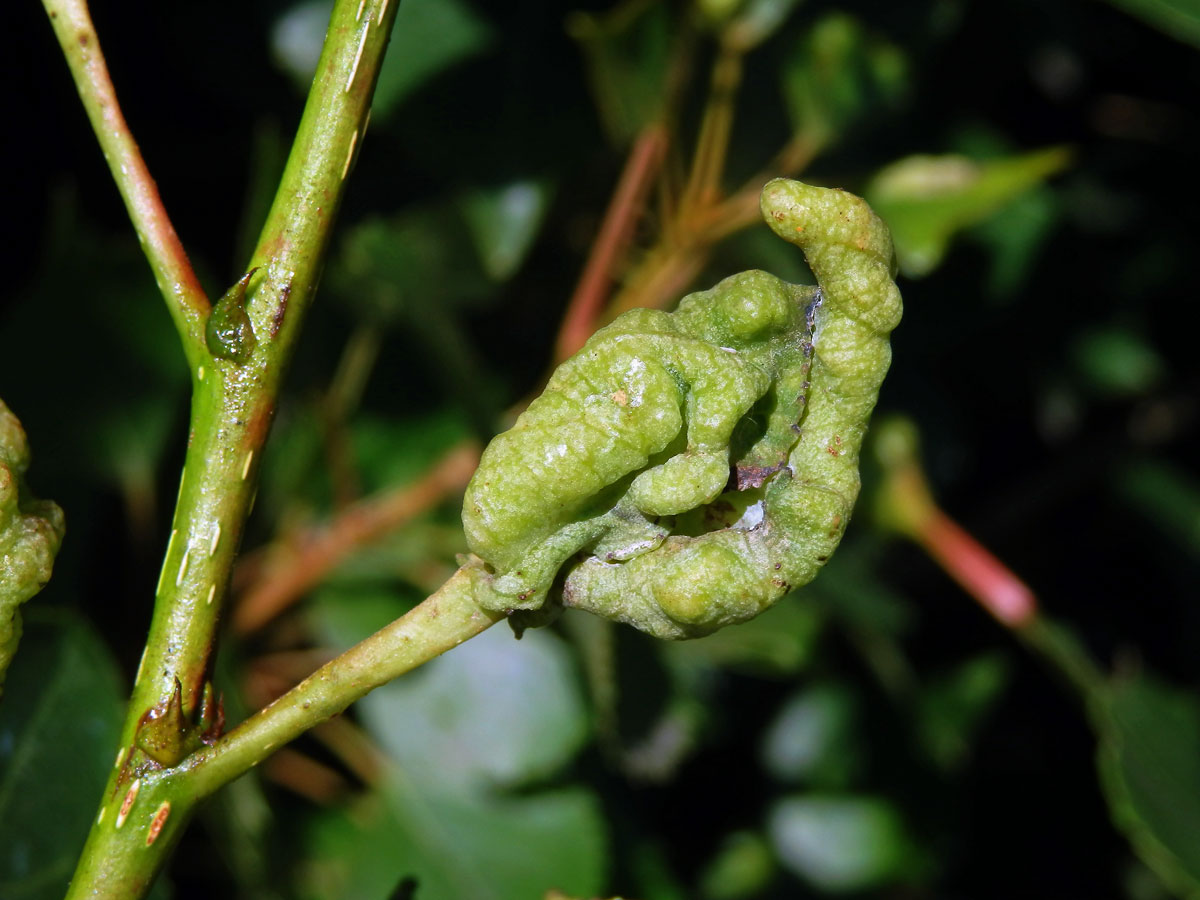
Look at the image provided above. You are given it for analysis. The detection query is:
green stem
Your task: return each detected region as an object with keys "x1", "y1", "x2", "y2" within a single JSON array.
[
  {"x1": 63, "y1": 0, "x2": 403, "y2": 895},
  {"x1": 64, "y1": 570, "x2": 501, "y2": 899},
  {"x1": 1017, "y1": 615, "x2": 1109, "y2": 707},
  {"x1": 680, "y1": 39, "x2": 745, "y2": 216},
  {"x1": 41, "y1": 0, "x2": 209, "y2": 362},
  {"x1": 244, "y1": 0, "x2": 398, "y2": 360},
  {"x1": 188, "y1": 566, "x2": 502, "y2": 797}
]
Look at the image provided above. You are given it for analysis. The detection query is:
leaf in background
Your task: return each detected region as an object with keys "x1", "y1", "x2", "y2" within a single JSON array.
[
  {"x1": 271, "y1": 0, "x2": 492, "y2": 116},
  {"x1": 0, "y1": 194, "x2": 187, "y2": 521},
  {"x1": 970, "y1": 183, "x2": 1061, "y2": 299},
  {"x1": 0, "y1": 612, "x2": 124, "y2": 900},
  {"x1": 458, "y1": 179, "x2": 554, "y2": 282},
  {"x1": 270, "y1": 1, "x2": 331, "y2": 87},
  {"x1": 780, "y1": 13, "x2": 908, "y2": 153},
  {"x1": 301, "y1": 781, "x2": 604, "y2": 900},
  {"x1": 93, "y1": 398, "x2": 176, "y2": 543},
  {"x1": 865, "y1": 147, "x2": 1070, "y2": 277},
  {"x1": 1100, "y1": 0, "x2": 1200, "y2": 50},
  {"x1": 351, "y1": 410, "x2": 471, "y2": 496},
  {"x1": 1095, "y1": 673, "x2": 1200, "y2": 895},
  {"x1": 309, "y1": 585, "x2": 414, "y2": 651},
  {"x1": 360, "y1": 624, "x2": 588, "y2": 791},
  {"x1": 1070, "y1": 327, "x2": 1166, "y2": 398},
  {"x1": 761, "y1": 683, "x2": 862, "y2": 788},
  {"x1": 697, "y1": 830, "x2": 775, "y2": 900},
  {"x1": 665, "y1": 596, "x2": 823, "y2": 677},
  {"x1": 333, "y1": 210, "x2": 489, "y2": 324},
  {"x1": 254, "y1": 403, "x2": 328, "y2": 522},
  {"x1": 300, "y1": 609, "x2": 604, "y2": 900},
  {"x1": 1115, "y1": 460, "x2": 1200, "y2": 558},
  {"x1": 567, "y1": 2, "x2": 672, "y2": 144},
  {"x1": 330, "y1": 210, "x2": 502, "y2": 431},
  {"x1": 767, "y1": 794, "x2": 920, "y2": 892},
  {"x1": 813, "y1": 543, "x2": 915, "y2": 638},
  {"x1": 914, "y1": 653, "x2": 1011, "y2": 771},
  {"x1": 373, "y1": 0, "x2": 493, "y2": 120},
  {"x1": 721, "y1": 0, "x2": 805, "y2": 50}
]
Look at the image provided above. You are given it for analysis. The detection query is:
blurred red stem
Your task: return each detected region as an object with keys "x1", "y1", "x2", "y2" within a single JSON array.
[
  {"x1": 681, "y1": 40, "x2": 744, "y2": 215},
  {"x1": 555, "y1": 124, "x2": 667, "y2": 362},
  {"x1": 42, "y1": 0, "x2": 209, "y2": 356},
  {"x1": 233, "y1": 441, "x2": 480, "y2": 634},
  {"x1": 916, "y1": 510, "x2": 1038, "y2": 628}
]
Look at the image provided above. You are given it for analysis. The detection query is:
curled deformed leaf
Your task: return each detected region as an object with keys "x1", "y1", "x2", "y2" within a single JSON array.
[
  {"x1": 463, "y1": 180, "x2": 901, "y2": 639},
  {"x1": 1, "y1": 399, "x2": 65, "y2": 697}
]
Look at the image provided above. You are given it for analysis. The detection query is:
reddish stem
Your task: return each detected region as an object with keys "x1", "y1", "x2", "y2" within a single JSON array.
[
  {"x1": 554, "y1": 124, "x2": 668, "y2": 362},
  {"x1": 917, "y1": 510, "x2": 1038, "y2": 628},
  {"x1": 42, "y1": 0, "x2": 209, "y2": 351},
  {"x1": 233, "y1": 442, "x2": 480, "y2": 634}
]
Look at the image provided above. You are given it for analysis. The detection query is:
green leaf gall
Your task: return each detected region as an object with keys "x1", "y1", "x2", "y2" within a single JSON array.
[
  {"x1": 1, "y1": 399, "x2": 65, "y2": 697},
  {"x1": 463, "y1": 179, "x2": 901, "y2": 639}
]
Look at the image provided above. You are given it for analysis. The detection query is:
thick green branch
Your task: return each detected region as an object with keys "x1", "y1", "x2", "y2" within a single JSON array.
[
  {"x1": 41, "y1": 0, "x2": 209, "y2": 360},
  {"x1": 245, "y1": 0, "x2": 399, "y2": 360},
  {"x1": 65, "y1": 0, "x2": 403, "y2": 896}
]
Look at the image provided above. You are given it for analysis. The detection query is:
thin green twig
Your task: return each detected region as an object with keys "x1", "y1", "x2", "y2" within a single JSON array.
[
  {"x1": 188, "y1": 565, "x2": 503, "y2": 799},
  {"x1": 41, "y1": 0, "x2": 209, "y2": 361}
]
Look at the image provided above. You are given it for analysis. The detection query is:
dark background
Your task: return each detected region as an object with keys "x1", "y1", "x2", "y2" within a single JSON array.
[{"x1": 3, "y1": 1, "x2": 1199, "y2": 898}]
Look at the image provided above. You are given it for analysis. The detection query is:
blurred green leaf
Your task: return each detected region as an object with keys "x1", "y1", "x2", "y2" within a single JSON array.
[
  {"x1": 351, "y1": 410, "x2": 471, "y2": 495},
  {"x1": 866, "y1": 147, "x2": 1070, "y2": 277},
  {"x1": 970, "y1": 183, "x2": 1061, "y2": 299},
  {"x1": 723, "y1": 0, "x2": 804, "y2": 49},
  {"x1": 567, "y1": 1, "x2": 672, "y2": 144},
  {"x1": 300, "y1": 612, "x2": 604, "y2": 900},
  {"x1": 271, "y1": 0, "x2": 492, "y2": 116},
  {"x1": 254, "y1": 403, "x2": 327, "y2": 521},
  {"x1": 359, "y1": 624, "x2": 588, "y2": 791},
  {"x1": 1070, "y1": 327, "x2": 1166, "y2": 398},
  {"x1": 666, "y1": 595, "x2": 823, "y2": 676},
  {"x1": 698, "y1": 830, "x2": 775, "y2": 900},
  {"x1": 458, "y1": 179, "x2": 554, "y2": 281},
  {"x1": 780, "y1": 12, "x2": 908, "y2": 151},
  {"x1": 1100, "y1": 0, "x2": 1200, "y2": 50},
  {"x1": 761, "y1": 683, "x2": 862, "y2": 787},
  {"x1": 330, "y1": 211, "x2": 503, "y2": 429},
  {"x1": 696, "y1": 0, "x2": 743, "y2": 25},
  {"x1": 1095, "y1": 673, "x2": 1200, "y2": 896},
  {"x1": 374, "y1": 0, "x2": 494, "y2": 119},
  {"x1": 0, "y1": 196, "x2": 187, "y2": 498},
  {"x1": 301, "y1": 780, "x2": 605, "y2": 900},
  {"x1": 318, "y1": 524, "x2": 464, "y2": 592},
  {"x1": 1115, "y1": 460, "x2": 1200, "y2": 558},
  {"x1": 271, "y1": 1, "x2": 332, "y2": 86},
  {"x1": 0, "y1": 612, "x2": 123, "y2": 900},
  {"x1": 915, "y1": 653, "x2": 1011, "y2": 770},
  {"x1": 767, "y1": 794, "x2": 919, "y2": 892},
  {"x1": 815, "y1": 543, "x2": 915, "y2": 637},
  {"x1": 333, "y1": 211, "x2": 490, "y2": 322},
  {"x1": 629, "y1": 838, "x2": 688, "y2": 900},
  {"x1": 309, "y1": 584, "x2": 413, "y2": 651},
  {"x1": 93, "y1": 398, "x2": 176, "y2": 537}
]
